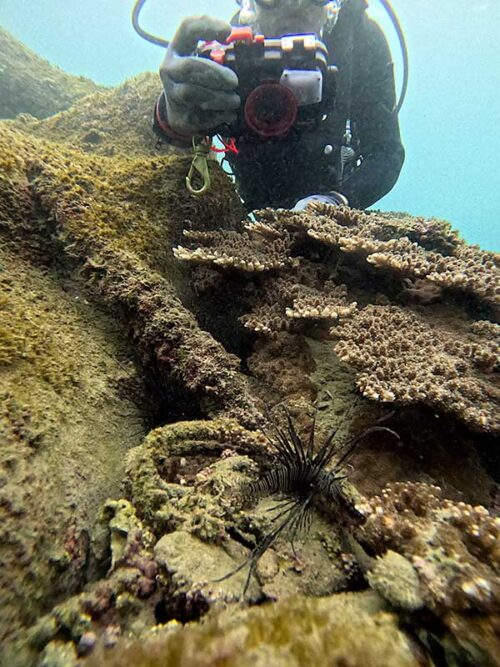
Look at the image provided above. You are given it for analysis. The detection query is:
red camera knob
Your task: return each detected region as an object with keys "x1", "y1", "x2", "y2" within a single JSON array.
[{"x1": 227, "y1": 26, "x2": 254, "y2": 44}]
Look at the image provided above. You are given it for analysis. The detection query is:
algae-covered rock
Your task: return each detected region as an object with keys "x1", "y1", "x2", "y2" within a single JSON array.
[
  {"x1": 0, "y1": 240, "x2": 147, "y2": 652},
  {"x1": 367, "y1": 550, "x2": 424, "y2": 611},
  {"x1": 0, "y1": 28, "x2": 102, "y2": 120},
  {"x1": 0, "y1": 78, "x2": 255, "y2": 660},
  {"x1": 154, "y1": 531, "x2": 261, "y2": 601},
  {"x1": 85, "y1": 591, "x2": 424, "y2": 667},
  {"x1": 10, "y1": 71, "x2": 164, "y2": 158}
]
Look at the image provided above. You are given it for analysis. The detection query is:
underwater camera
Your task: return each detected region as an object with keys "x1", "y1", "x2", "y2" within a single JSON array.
[{"x1": 197, "y1": 27, "x2": 337, "y2": 140}]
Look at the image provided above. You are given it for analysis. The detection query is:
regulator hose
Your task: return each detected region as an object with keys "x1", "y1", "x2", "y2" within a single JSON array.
[
  {"x1": 131, "y1": 0, "x2": 408, "y2": 111},
  {"x1": 132, "y1": 0, "x2": 170, "y2": 48},
  {"x1": 378, "y1": 0, "x2": 409, "y2": 114}
]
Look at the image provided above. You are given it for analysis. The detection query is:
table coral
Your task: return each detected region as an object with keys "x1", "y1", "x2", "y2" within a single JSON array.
[
  {"x1": 331, "y1": 304, "x2": 500, "y2": 433},
  {"x1": 177, "y1": 203, "x2": 499, "y2": 433},
  {"x1": 239, "y1": 272, "x2": 357, "y2": 339},
  {"x1": 174, "y1": 229, "x2": 294, "y2": 273},
  {"x1": 251, "y1": 204, "x2": 500, "y2": 315}
]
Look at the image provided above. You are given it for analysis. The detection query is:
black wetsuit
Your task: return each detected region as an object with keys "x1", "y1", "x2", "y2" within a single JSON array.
[{"x1": 154, "y1": 0, "x2": 404, "y2": 211}]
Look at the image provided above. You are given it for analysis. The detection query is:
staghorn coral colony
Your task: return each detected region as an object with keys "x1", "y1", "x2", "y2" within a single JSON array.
[{"x1": 0, "y1": 31, "x2": 499, "y2": 667}]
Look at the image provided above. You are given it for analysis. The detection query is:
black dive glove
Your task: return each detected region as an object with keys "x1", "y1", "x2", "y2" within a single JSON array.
[{"x1": 159, "y1": 16, "x2": 241, "y2": 137}]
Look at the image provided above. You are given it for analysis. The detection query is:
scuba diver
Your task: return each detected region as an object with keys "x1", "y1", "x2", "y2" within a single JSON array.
[{"x1": 149, "y1": 0, "x2": 406, "y2": 212}]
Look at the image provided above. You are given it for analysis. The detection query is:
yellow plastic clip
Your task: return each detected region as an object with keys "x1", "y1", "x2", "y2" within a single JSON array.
[{"x1": 186, "y1": 136, "x2": 212, "y2": 196}]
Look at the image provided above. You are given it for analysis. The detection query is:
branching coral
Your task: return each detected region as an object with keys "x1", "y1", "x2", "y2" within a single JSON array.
[{"x1": 330, "y1": 304, "x2": 500, "y2": 433}]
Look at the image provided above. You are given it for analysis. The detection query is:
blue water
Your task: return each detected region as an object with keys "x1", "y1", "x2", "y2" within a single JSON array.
[{"x1": 1, "y1": 0, "x2": 498, "y2": 250}]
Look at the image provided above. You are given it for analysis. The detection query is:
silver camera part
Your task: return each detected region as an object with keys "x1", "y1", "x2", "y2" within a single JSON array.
[{"x1": 279, "y1": 69, "x2": 323, "y2": 106}]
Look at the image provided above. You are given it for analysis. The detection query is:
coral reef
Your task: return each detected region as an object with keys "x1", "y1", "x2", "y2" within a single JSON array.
[
  {"x1": 356, "y1": 482, "x2": 500, "y2": 664},
  {"x1": 2, "y1": 37, "x2": 500, "y2": 667},
  {"x1": 0, "y1": 28, "x2": 102, "y2": 120}
]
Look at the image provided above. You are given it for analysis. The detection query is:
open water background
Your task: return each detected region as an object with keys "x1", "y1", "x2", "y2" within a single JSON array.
[{"x1": 1, "y1": 0, "x2": 498, "y2": 250}]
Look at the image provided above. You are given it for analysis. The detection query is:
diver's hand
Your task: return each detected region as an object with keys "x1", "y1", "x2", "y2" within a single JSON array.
[
  {"x1": 292, "y1": 192, "x2": 349, "y2": 212},
  {"x1": 160, "y1": 16, "x2": 240, "y2": 136}
]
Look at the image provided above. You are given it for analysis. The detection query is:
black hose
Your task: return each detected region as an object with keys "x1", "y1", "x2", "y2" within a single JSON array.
[
  {"x1": 131, "y1": 0, "x2": 170, "y2": 48},
  {"x1": 378, "y1": 0, "x2": 409, "y2": 113}
]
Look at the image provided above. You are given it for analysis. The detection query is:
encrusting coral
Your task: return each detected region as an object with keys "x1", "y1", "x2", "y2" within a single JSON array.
[
  {"x1": 11, "y1": 72, "x2": 164, "y2": 159},
  {"x1": 0, "y1": 72, "x2": 261, "y2": 663},
  {"x1": 366, "y1": 550, "x2": 424, "y2": 612},
  {"x1": 0, "y1": 242, "x2": 146, "y2": 658},
  {"x1": 356, "y1": 482, "x2": 500, "y2": 614}
]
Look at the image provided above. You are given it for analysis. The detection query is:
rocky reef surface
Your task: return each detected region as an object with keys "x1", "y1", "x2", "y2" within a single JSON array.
[
  {"x1": 0, "y1": 28, "x2": 103, "y2": 120},
  {"x1": 0, "y1": 32, "x2": 499, "y2": 667}
]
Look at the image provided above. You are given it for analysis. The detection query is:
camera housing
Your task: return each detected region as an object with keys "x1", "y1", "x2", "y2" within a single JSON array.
[{"x1": 198, "y1": 27, "x2": 337, "y2": 140}]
